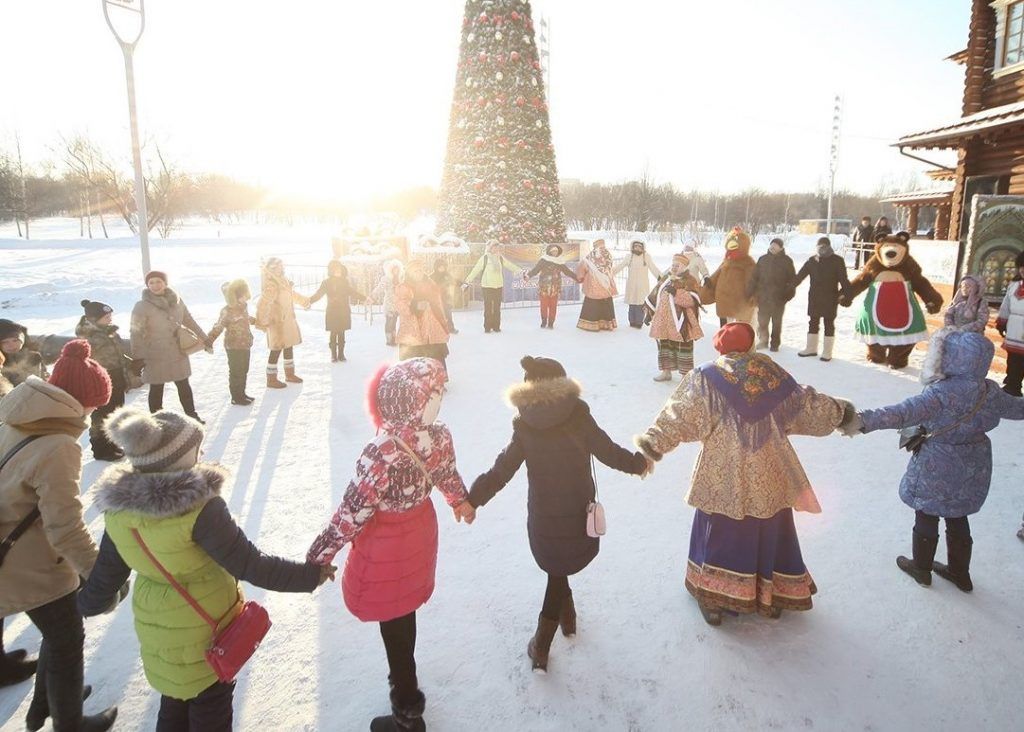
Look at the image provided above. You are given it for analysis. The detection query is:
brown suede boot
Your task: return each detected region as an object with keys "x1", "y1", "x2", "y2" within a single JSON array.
[
  {"x1": 284, "y1": 359, "x2": 303, "y2": 383},
  {"x1": 527, "y1": 615, "x2": 559, "y2": 673},
  {"x1": 266, "y1": 368, "x2": 287, "y2": 389},
  {"x1": 559, "y1": 593, "x2": 576, "y2": 637}
]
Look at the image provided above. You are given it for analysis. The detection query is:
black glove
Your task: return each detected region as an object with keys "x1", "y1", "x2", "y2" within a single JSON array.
[{"x1": 662, "y1": 284, "x2": 676, "y2": 296}]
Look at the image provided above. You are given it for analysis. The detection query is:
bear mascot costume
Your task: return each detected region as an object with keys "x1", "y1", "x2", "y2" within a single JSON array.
[
  {"x1": 839, "y1": 231, "x2": 943, "y2": 369},
  {"x1": 700, "y1": 226, "x2": 757, "y2": 325}
]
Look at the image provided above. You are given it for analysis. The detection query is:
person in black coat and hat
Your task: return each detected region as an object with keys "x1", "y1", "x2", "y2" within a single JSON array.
[
  {"x1": 309, "y1": 260, "x2": 366, "y2": 362},
  {"x1": 793, "y1": 237, "x2": 850, "y2": 362},
  {"x1": 746, "y1": 238, "x2": 796, "y2": 352},
  {"x1": 467, "y1": 356, "x2": 650, "y2": 673}
]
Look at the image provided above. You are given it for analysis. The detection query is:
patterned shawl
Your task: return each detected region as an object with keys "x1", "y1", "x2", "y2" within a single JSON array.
[{"x1": 696, "y1": 352, "x2": 801, "y2": 451}]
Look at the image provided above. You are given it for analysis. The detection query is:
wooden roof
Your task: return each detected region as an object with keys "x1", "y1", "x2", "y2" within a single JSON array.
[
  {"x1": 879, "y1": 189, "x2": 954, "y2": 207},
  {"x1": 895, "y1": 101, "x2": 1024, "y2": 149}
]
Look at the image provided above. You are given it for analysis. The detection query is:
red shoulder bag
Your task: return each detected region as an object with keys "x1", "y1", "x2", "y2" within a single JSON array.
[{"x1": 131, "y1": 528, "x2": 271, "y2": 683}]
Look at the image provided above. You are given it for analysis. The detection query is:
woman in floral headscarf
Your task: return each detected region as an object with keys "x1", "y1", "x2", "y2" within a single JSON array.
[
  {"x1": 943, "y1": 274, "x2": 989, "y2": 333},
  {"x1": 636, "y1": 323, "x2": 852, "y2": 626},
  {"x1": 576, "y1": 239, "x2": 618, "y2": 332}
]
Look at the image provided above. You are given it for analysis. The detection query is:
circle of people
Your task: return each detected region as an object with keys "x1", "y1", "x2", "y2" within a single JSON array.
[{"x1": 1, "y1": 231, "x2": 1023, "y2": 731}]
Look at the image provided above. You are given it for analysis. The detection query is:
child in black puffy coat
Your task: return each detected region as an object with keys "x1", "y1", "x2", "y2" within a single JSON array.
[{"x1": 468, "y1": 356, "x2": 650, "y2": 673}]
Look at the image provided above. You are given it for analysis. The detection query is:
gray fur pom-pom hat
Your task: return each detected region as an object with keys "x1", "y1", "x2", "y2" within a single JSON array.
[{"x1": 103, "y1": 407, "x2": 205, "y2": 473}]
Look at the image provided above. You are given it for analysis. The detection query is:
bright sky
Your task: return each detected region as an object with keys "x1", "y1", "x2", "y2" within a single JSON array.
[{"x1": 0, "y1": 0, "x2": 968, "y2": 202}]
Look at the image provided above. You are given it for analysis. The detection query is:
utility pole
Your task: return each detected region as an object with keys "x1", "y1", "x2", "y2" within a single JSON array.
[
  {"x1": 103, "y1": 0, "x2": 150, "y2": 274},
  {"x1": 826, "y1": 95, "x2": 842, "y2": 236}
]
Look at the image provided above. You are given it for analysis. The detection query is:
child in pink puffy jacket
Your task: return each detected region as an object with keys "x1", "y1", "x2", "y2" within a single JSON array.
[{"x1": 307, "y1": 357, "x2": 473, "y2": 732}]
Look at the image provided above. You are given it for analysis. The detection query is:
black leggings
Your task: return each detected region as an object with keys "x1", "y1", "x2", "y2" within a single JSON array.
[
  {"x1": 26, "y1": 591, "x2": 85, "y2": 731},
  {"x1": 541, "y1": 575, "x2": 571, "y2": 622},
  {"x1": 379, "y1": 612, "x2": 418, "y2": 705},
  {"x1": 157, "y1": 681, "x2": 235, "y2": 732},
  {"x1": 914, "y1": 510, "x2": 970, "y2": 539},
  {"x1": 267, "y1": 347, "x2": 294, "y2": 365},
  {"x1": 148, "y1": 379, "x2": 196, "y2": 415},
  {"x1": 808, "y1": 316, "x2": 836, "y2": 337}
]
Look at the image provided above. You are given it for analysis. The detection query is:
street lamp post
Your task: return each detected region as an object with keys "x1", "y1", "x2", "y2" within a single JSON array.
[
  {"x1": 825, "y1": 95, "x2": 842, "y2": 236},
  {"x1": 102, "y1": 0, "x2": 150, "y2": 274}
]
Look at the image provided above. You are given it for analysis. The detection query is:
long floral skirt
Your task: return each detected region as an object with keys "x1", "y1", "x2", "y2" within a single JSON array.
[
  {"x1": 685, "y1": 508, "x2": 816, "y2": 615},
  {"x1": 577, "y1": 297, "x2": 616, "y2": 331},
  {"x1": 657, "y1": 340, "x2": 694, "y2": 374}
]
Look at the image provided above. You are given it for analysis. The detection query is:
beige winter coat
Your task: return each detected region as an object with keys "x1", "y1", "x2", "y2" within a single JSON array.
[
  {"x1": 131, "y1": 288, "x2": 208, "y2": 385},
  {"x1": 256, "y1": 269, "x2": 310, "y2": 351},
  {"x1": 0, "y1": 377, "x2": 97, "y2": 615},
  {"x1": 637, "y1": 367, "x2": 846, "y2": 520},
  {"x1": 616, "y1": 252, "x2": 663, "y2": 305}
]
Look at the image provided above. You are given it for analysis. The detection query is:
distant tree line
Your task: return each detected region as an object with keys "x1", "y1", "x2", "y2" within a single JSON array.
[
  {"x1": 1, "y1": 132, "x2": 925, "y2": 239},
  {"x1": 559, "y1": 171, "x2": 923, "y2": 238}
]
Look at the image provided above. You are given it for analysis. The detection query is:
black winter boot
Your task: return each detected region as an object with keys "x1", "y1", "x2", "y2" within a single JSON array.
[
  {"x1": 25, "y1": 685, "x2": 92, "y2": 732},
  {"x1": 0, "y1": 651, "x2": 36, "y2": 688},
  {"x1": 933, "y1": 534, "x2": 974, "y2": 592},
  {"x1": 896, "y1": 530, "x2": 938, "y2": 586},
  {"x1": 80, "y1": 707, "x2": 119, "y2": 732},
  {"x1": 559, "y1": 593, "x2": 576, "y2": 637},
  {"x1": 527, "y1": 615, "x2": 559, "y2": 673},
  {"x1": 370, "y1": 690, "x2": 426, "y2": 732}
]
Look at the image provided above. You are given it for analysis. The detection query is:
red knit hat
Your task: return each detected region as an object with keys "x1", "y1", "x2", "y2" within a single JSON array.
[
  {"x1": 712, "y1": 323, "x2": 755, "y2": 355},
  {"x1": 48, "y1": 340, "x2": 112, "y2": 409}
]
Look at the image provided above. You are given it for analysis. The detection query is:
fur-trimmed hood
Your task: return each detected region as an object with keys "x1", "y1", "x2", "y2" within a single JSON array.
[
  {"x1": 921, "y1": 327, "x2": 993, "y2": 385},
  {"x1": 506, "y1": 377, "x2": 584, "y2": 429},
  {"x1": 93, "y1": 462, "x2": 227, "y2": 518}
]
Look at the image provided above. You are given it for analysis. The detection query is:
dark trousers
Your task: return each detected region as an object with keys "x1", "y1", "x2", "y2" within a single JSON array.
[
  {"x1": 482, "y1": 287, "x2": 503, "y2": 331},
  {"x1": 627, "y1": 304, "x2": 646, "y2": 328},
  {"x1": 914, "y1": 510, "x2": 970, "y2": 540},
  {"x1": 149, "y1": 379, "x2": 197, "y2": 416},
  {"x1": 385, "y1": 314, "x2": 398, "y2": 345},
  {"x1": 808, "y1": 316, "x2": 836, "y2": 337},
  {"x1": 25, "y1": 591, "x2": 85, "y2": 732},
  {"x1": 540, "y1": 575, "x2": 571, "y2": 622},
  {"x1": 329, "y1": 331, "x2": 346, "y2": 355},
  {"x1": 1004, "y1": 352, "x2": 1024, "y2": 397},
  {"x1": 757, "y1": 303, "x2": 786, "y2": 348},
  {"x1": 267, "y1": 347, "x2": 293, "y2": 365},
  {"x1": 156, "y1": 681, "x2": 235, "y2": 732},
  {"x1": 379, "y1": 612, "x2": 418, "y2": 706},
  {"x1": 90, "y1": 370, "x2": 126, "y2": 456},
  {"x1": 442, "y1": 303, "x2": 456, "y2": 332},
  {"x1": 226, "y1": 349, "x2": 250, "y2": 401}
]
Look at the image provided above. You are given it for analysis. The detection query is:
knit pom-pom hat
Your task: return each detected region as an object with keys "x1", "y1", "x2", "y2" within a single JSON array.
[
  {"x1": 104, "y1": 407, "x2": 205, "y2": 473},
  {"x1": 80, "y1": 299, "x2": 113, "y2": 320},
  {"x1": 48, "y1": 339, "x2": 112, "y2": 409}
]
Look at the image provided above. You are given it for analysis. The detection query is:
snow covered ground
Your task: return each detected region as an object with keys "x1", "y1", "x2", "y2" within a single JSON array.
[{"x1": 1, "y1": 220, "x2": 1021, "y2": 731}]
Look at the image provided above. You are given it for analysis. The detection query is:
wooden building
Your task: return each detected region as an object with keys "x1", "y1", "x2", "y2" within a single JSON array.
[{"x1": 894, "y1": 0, "x2": 1024, "y2": 249}]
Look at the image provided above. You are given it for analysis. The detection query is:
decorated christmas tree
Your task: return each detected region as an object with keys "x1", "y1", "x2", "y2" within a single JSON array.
[{"x1": 436, "y1": 0, "x2": 567, "y2": 245}]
